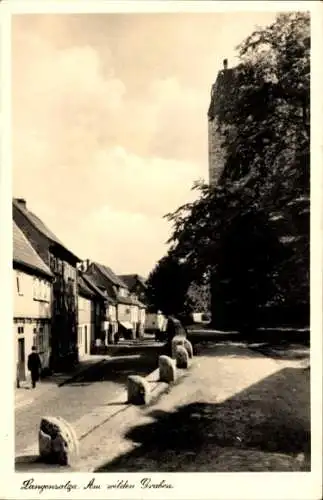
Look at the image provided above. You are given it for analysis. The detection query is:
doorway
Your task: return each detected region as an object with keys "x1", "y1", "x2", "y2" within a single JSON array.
[
  {"x1": 84, "y1": 325, "x2": 88, "y2": 355},
  {"x1": 17, "y1": 337, "x2": 26, "y2": 381}
]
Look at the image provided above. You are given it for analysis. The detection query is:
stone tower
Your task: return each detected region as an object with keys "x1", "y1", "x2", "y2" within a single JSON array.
[
  {"x1": 207, "y1": 59, "x2": 235, "y2": 186},
  {"x1": 207, "y1": 60, "x2": 237, "y2": 328}
]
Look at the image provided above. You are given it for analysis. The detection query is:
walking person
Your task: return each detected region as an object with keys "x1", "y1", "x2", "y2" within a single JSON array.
[
  {"x1": 16, "y1": 362, "x2": 20, "y2": 389},
  {"x1": 27, "y1": 346, "x2": 42, "y2": 389}
]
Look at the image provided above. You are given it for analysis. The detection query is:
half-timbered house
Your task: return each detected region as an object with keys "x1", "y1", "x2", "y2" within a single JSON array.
[{"x1": 13, "y1": 198, "x2": 81, "y2": 371}]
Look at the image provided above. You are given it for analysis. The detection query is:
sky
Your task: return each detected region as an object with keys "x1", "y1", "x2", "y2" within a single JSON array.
[{"x1": 12, "y1": 10, "x2": 279, "y2": 277}]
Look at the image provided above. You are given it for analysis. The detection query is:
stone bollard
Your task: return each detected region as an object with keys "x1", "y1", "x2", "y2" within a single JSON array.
[
  {"x1": 175, "y1": 345, "x2": 189, "y2": 369},
  {"x1": 127, "y1": 375, "x2": 150, "y2": 405},
  {"x1": 171, "y1": 335, "x2": 185, "y2": 359},
  {"x1": 38, "y1": 416, "x2": 79, "y2": 466},
  {"x1": 159, "y1": 355, "x2": 177, "y2": 383},
  {"x1": 183, "y1": 338, "x2": 193, "y2": 359}
]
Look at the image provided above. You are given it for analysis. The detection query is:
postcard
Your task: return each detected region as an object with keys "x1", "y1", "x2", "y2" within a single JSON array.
[{"x1": 0, "y1": 1, "x2": 321, "y2": 499}]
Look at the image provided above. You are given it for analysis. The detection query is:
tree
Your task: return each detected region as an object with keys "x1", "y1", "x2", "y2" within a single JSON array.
[
  {"x1": 146, "y1": 251, "x2": 211, "y2": 321},
  {"x1": 215, "y1": 12, "x2": 309, "y2": 194},
  {"x1": 166, "y1": 13, "x2": 310, "y2": 330},
  {"x1": 187, "y1": 280, "x2": 211, "y2": 314},
  {"x1": 146, "y1": 252, "x2": 194, "y2": 318}
]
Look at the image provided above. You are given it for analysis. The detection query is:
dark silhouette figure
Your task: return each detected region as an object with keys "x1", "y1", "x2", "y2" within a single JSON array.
[
  {"x1": 166, "y1": 316, "x2": 177, "y2": 341},
  {"x1": 165, "y1": 316, "x2": 186, "y2": 355},
  {"x1": 108, "y1": 323, "x2": 114, "y2": 344},
  {"x1": 27, "y1": 346, "x2": 42, "y2": 389}
]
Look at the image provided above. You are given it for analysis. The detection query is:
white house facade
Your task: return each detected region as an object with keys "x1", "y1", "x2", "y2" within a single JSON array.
[{"x1": 13, "y1": 222, "x2": 53, "y2": 381}]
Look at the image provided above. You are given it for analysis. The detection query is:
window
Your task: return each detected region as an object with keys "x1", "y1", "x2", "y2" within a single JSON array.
[
  {"x1": 50, "y1": 254, "x2": 57, "y2": 272},
  {"x1": 17, "y1": 326, "x2": 24, "y2": 334},
  {"x1": 66, "y1": 264, "x2": 75, "y2": 280},
  {"x1": 33, "y1": 278, "x2": 50, "y2": 302},
  {"x1": 16, "y1": 274, "x2": 23, "y2": 296},
  {"x1": 43, "y1": 281, "x2": 50, "y2": 301},
  {"x1": 78, "y1": 327, "x2": 82, "y2": 346},
  {"x1": 41, "y1": 281, "x2": 46, "y2": 300},
  {"x1": 57, "y1": 260, "x2": 62, "y2": 274},
  {"x1": 33, "y1": 278, "x2": 39, "y2": 300},
  {"x1": 33, "y1": 325, "x2": 45, "y2": 352},
  {"x1": 38, "y1": 327, "x2": 45, "y2": 351}
]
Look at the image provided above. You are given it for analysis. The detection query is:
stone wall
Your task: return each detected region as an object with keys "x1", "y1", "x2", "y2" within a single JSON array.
[
  {"x1": 207, "y1": 64, "x2": 237, "y2": 187},
  {"x1": 208, "y1": 116, "x2": 227, "y2": 186}
]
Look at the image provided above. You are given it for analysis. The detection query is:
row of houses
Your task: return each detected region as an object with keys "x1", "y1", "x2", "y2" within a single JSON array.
[{"x1": 13, "y1": 198, "x2": 148, "y2": 381}]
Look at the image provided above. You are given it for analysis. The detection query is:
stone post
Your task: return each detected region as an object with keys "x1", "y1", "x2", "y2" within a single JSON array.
[
  {"x1": 127, "y1": 375, "x2": 150, "y2": 405},
  {"x1": 175, "y1": 345, "x2": 189, "y2": 369},
  {"x1": 159, "y1": 355, "x2": 177, "y2": 383},
  {"x1": 38, "y1": 416, "x2": 79, "y2": 466},
  {"x1": 183, "y1": 338, "x2": 194, "y2": 358}
]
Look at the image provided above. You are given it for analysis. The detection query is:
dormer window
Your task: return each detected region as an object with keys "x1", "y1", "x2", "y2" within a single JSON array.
[{"x1": 119, "y1": 287, "x2": 128, "y2": 298}]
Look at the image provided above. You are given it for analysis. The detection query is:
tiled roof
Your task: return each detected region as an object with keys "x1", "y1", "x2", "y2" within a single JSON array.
[
  {"x1": 82, "y1": 274, "x2": 109, "y2": 301},
  {"x1": 128, "y1": 295, "x2": 146, "y2": 308},
  {"x1": 13, "y1": 221, "x2": 53, "y2": 278},
  {"x1": 93, "y1": 262, "x2": 128, "y2": 288},
  {"x1": 13, "y1": 199, "x2": 81, "y2": 261},
  {"x1": 83, "y1": 271, "x2": 116, "y2": 304},
  {"x1": 117, "y1": 294, "x2": 137, "y2": 306},
  {"x1": 118, "y1": 274, "x2": 147, "y2": 290},
  {"x1": 78, "y1": 275, "x2": 95, "y2": 298}
]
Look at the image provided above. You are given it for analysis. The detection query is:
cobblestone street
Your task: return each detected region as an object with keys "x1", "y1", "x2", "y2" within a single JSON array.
[
  {"x1": 15, "y1": 344, "x2": 164, "y2": 455},
  {"x1": 89, "y1": 341, "x2": 310, "y2": 473},
  {"x1": 6, "y1": 9, "x2": 316, "y2": 500},
  {"x1": 15, "y1": 337, "x2": 310, "y2": 474}
]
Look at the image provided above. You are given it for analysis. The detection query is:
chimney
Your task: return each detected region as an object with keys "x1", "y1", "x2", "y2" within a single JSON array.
[
  {"x1": 77, "y1": 262, "x2": 85, "y2": 272},
  {"x1": 15, "y1": 198, "x2": 27, "y2": 210},
  {"x1": 81, "y1": 259, "x2": 91, "y2": 272},
  {"x1": 223, "y1": 59, "x2": 228, "y2": 70}
]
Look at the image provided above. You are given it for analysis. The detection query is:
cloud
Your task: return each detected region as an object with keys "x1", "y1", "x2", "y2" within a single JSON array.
[
  {"x1": 74, "y1": 206, "x2": 171, "y2": 276},
  {"x1": 148, "y1": 77, "x2": 208, "y2": 163},
  {"x1": 12, "y1": 24, "x2": 205, "y2": 276},
  {"x1": 15, "y1": 144, "x2": 201, "y2": 276},
  {"x1": 92, "y1": 147, "x2": 201, "y2": 215},
  {"x1": 12, "y1": 12, "x2": 277, "y2": 275},
  {"x1": 13, "y1": 30, "x2": 126, "y2": 170}
]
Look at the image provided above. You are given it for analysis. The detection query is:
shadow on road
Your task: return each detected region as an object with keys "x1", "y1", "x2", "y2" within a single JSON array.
[
  {"x1": 191, "y1": 340, "x2": 310, "y2": 362},
  {"x1": 94, "y1": 366, "x2": 310, "y2": 473},
  {"x1": 108, "y1": 344, "x2": 165, "y2": 357},
  {"x1": 248, "y1": 342, "x2": 310, "y2": 361},
  {"x1": 62, "y1": 346, "x2": 165, "y2": 387},
  {"x1": 15, "y1": 454, "x2": 73, "y2": 472}
]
